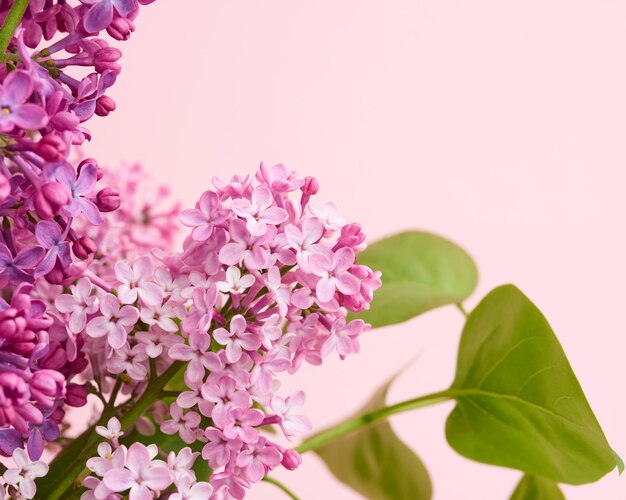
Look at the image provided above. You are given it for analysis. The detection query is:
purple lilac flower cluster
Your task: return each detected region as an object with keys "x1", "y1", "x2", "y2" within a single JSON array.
[{"x1": 0, "y1": 0, "x2": 156, "y2": 496}]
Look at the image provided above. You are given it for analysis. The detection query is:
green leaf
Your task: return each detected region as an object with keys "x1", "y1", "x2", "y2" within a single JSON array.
[
  {"x1": 352, "y1": 231, "x2": 478, "y2": 328},
  {"x1": 445, "y1": 285, "x2": 616, "y2": 484},
  {"x1": 314, "y1": 375, "x2": 432, "y2": 500},
  {"x1": 613, "y1": 449, "x2": 624, "y2": 475},
  {"x1": 509, "y1": 475, "x2": 565, "y2": 500}
]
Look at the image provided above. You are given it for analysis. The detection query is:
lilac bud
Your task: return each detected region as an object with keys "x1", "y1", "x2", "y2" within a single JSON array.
[
  {"x1": 96, "y1": 187, "x2": 121, "y2": 212},
  {"x1": 94, "y1": 47, "x2": 122, "y2": 74},
  {"x1": 36, "y1": 134, "x2": 67, "y2": 162},
  {"x1": 302, "y1": 176, "x2": 319, "y2": 196},
  {"x1": 0, "y1": 308, "x2": 26, "y2": 340},
  {"x1": 39, "y1": 343, "x2": 67, "y2": 370},
  {"x1": 30, "y1": 369, "x2": 65, "y2": 408},
  {"x1": 65, "y1": 383, "x2": 88, "y2": 407},
  {"x1": 107, "y1": 17, "x2": 135, "y2": 41},
  {"x1": 33, "y1": 182, "x2": 71, "y2": 220},
  {"x1": 281, "y1": 449, "x2": 302, "y2": 471},
  {"x1": 23, "y1": 21, "x2": 43, "y2": 48},
  {"x1": 73, "y1": 236, "x2": 97, "y2": 260},
  {"x1": 95, "y1": 95, "x2": 116, "y2": 117}
]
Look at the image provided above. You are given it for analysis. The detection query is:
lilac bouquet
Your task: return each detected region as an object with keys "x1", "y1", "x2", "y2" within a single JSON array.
[{"x1": 0, "y1": 1, "x2": 622, "y2": 499}]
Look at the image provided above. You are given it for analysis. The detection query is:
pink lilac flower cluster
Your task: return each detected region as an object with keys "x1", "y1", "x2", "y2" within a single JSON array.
[
  {"x1": 80, "y1": 417, "x2": 213, "y2": 500},
  {"x1": 66, "y1": 163, "x2": 380, "y2": 499},
  {"x1": 77, "y1": 162, "x2": 180, "y2": 282},
  {"x1": 0, "y1": 0, "x2": 156, "y2": 496}
]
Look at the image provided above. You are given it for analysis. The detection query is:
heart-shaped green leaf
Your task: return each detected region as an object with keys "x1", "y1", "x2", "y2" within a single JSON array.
[
  {"x1": 314, "y1": 375, "x2": 432, "y2": 500},
  {"x1": 352, "y1": 231, "x2": 478, "y2": 328},
  {"x1": 445, "y1": 285, "x2": 616, "y2": 484},
  {"x1": 510, "y1": 475, "x2": 565, "y2": 500}
]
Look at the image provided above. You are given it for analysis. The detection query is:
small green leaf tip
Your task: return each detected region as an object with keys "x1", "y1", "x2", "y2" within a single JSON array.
[{"x1": 613, "y1": 450, "x2": 624, "y2": 475}]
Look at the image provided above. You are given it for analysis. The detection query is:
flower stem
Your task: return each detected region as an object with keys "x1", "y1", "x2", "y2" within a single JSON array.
[
  {"x1": 456, "y1": 303, "x2": 469, "y2": 317},
  {"x1": 262, "y1": 476, "x2": 300, "y2": 500},
  {"x1": 37, "y1": 361, "x2": 184, "y2": 500},
  {"x1": 0, "y1": 0, "x2": 29, "y2": 62},
  {"x1": 295, "y1": 390, "x2": 453, "y2": 453}
]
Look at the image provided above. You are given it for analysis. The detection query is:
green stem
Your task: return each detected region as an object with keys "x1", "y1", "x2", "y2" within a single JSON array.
[
  {"x1": 295, "y1": 390, "x2": 453, "y2": 453},
  {"x1": 456, "y1": 303, "x2": 469, "y2": 317},
  {"x1": 262, "y1": 476, "x2": 300, "y2": 500},
  {"x1": 39, "y1": 361, "x2": 184, "y2": 500},
  {"x1": 105, "y1": 378, "x2": 123, "y2": 411},
  {"x1": 0, "y1": 0, "x2": 29, "y2": 62}
]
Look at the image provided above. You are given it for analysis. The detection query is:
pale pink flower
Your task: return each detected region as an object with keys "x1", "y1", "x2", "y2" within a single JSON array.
[
  {"x1": 161, "y1": 403, "x2": 201, "y2": 444},
  {"x1": 250, "y1": 352, "x2": 291, "y2": 394},
  {"x1": 179, "y1": 190, "x2": 229, "y2": 241},
  {"x1": 168, "y1": 331, "x2": 223, "y2": 383},
  {"x1": 96, "y1": 417, "x2": 124, "y2": 441},
  {"x1": 167, "y1": 447, "x2": 198, "y2": 483},
  {"x1": 212, "y1": 174, "x2": 253, "y2": 199},
  {"x1": 54, "y1": 277, "x2": 98, "y2": 333},
  {"x1": 154, "y1": 266, "x2": 189, "y2": 301},
  {"x1": 309, "y1": 247, "x2": 360, "y2": 302},
  {"x1": 201, "y1": 375, "x2": 251, "y2": 428},
  {"x1": 284, "y1": 217, "x2": 324, "y2": 271},
  {"x1": 176, "y1": 378, "x2": 214, "y2": 416},
  {"x1": 321, "y1": 318, "x2": 367, "y2": 358},
  {"x1": 309, "y1": 202, "x2": 346, "y2": 231},
  {"x1": 222, "y1": 407, "x2": 264, "y2": 444},
  {"x1": 217, "y1": 266, "x2": 255, "y2": 295},
  {"x1": 103, "y1": 442, "x2": 173, "y2": 499},
  {"x1": 265, "y1": 266, "x2": 291, "y2": 317},
  {"x1": 271, "y1": 391, "x2": 312, "y2": 437},
  {"x1": 258, "y1": 314, "x2": 283, "y2": 349},
  {"x1": 213, "y1": 315, "x2": 262, "y2": 363},
  {"x1": 114, "y1": 256, "x2": 162, "y2": 306},
  {"x1": 135, "y1": 328, "x2": 181, "y2": 358},
  {"x1": 139, "y1": 299, "x2": 181, "y2": 333},
  {"x1": 202, "y1": 428, "x2": 242, "y2": 469},
  {"x1": 86, "y1": 442, "x2": 126, "y2": 477},
  {"x1": 231, "y1": 185, "x2": 288, "y2": 236},
  {"x1": 86, "y1": 293, "x2": 139, "y2": 349},
  {"x1": 3, "y1": 448, "x2": 48, "y2": 499},
  {"x1": 182, "y1": 286, "x2": 218, "y2": 333},
  {"x1": 255, "y1": 162, "x2": 304, "y2": 193},
  {"x1": 218, "y1": 219, "x2": 276, "y2": 270},
  {"x1": 170, "y1": 475, "x2": 213, "y2": 500},
  {"x1": 180, "y1": 270, "x2": 215, "y2": 300},
  {"x1": 107, "y1": 344, "x2": 149, "y2": 380},
  {"x1": 236, "y1": 437, "x2": 283, "y2": 483}
]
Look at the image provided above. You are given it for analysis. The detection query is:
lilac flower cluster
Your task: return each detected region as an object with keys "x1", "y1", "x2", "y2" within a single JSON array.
[
  {"x1": 0, "y1": 0, "x2": 156, "y2": 496},
  {"x1": 64, "y1": 163, "x2": 380, "y2": 498},
  {"x1": 0, "y1": 3, "x2": 381, "y2": 498},
  {"x1": 81, "y1": 417, "x2": 212, "y2": 500}
]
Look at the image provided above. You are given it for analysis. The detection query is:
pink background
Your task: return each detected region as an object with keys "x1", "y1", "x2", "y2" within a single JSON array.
[{"x1": 87, "y1": 2, "x2": 625, "y2": 498}]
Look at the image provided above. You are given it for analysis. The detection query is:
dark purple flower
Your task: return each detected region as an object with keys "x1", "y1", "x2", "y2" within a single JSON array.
[
  {"x1": 55, "y1": 163, "x2": 103, "y2": 224},
  {"x1": 0, "y1": 70, "x2": 48, "y2": 132},
  {"x1": 81, "y1": 0, "x2": 137, "y2": 34},
  {"x1": 27, "y1": 417, "x2": 60, "y2": 460},
  {"x1": 34, "y1": 221, "x2": 72, "y2": 278},
  {"x1": 0, "y1": 244, "x2": 44, "y2": 285},
  {"x1": 0, "y1": 428, "x2": 22, "y2": 457}
]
